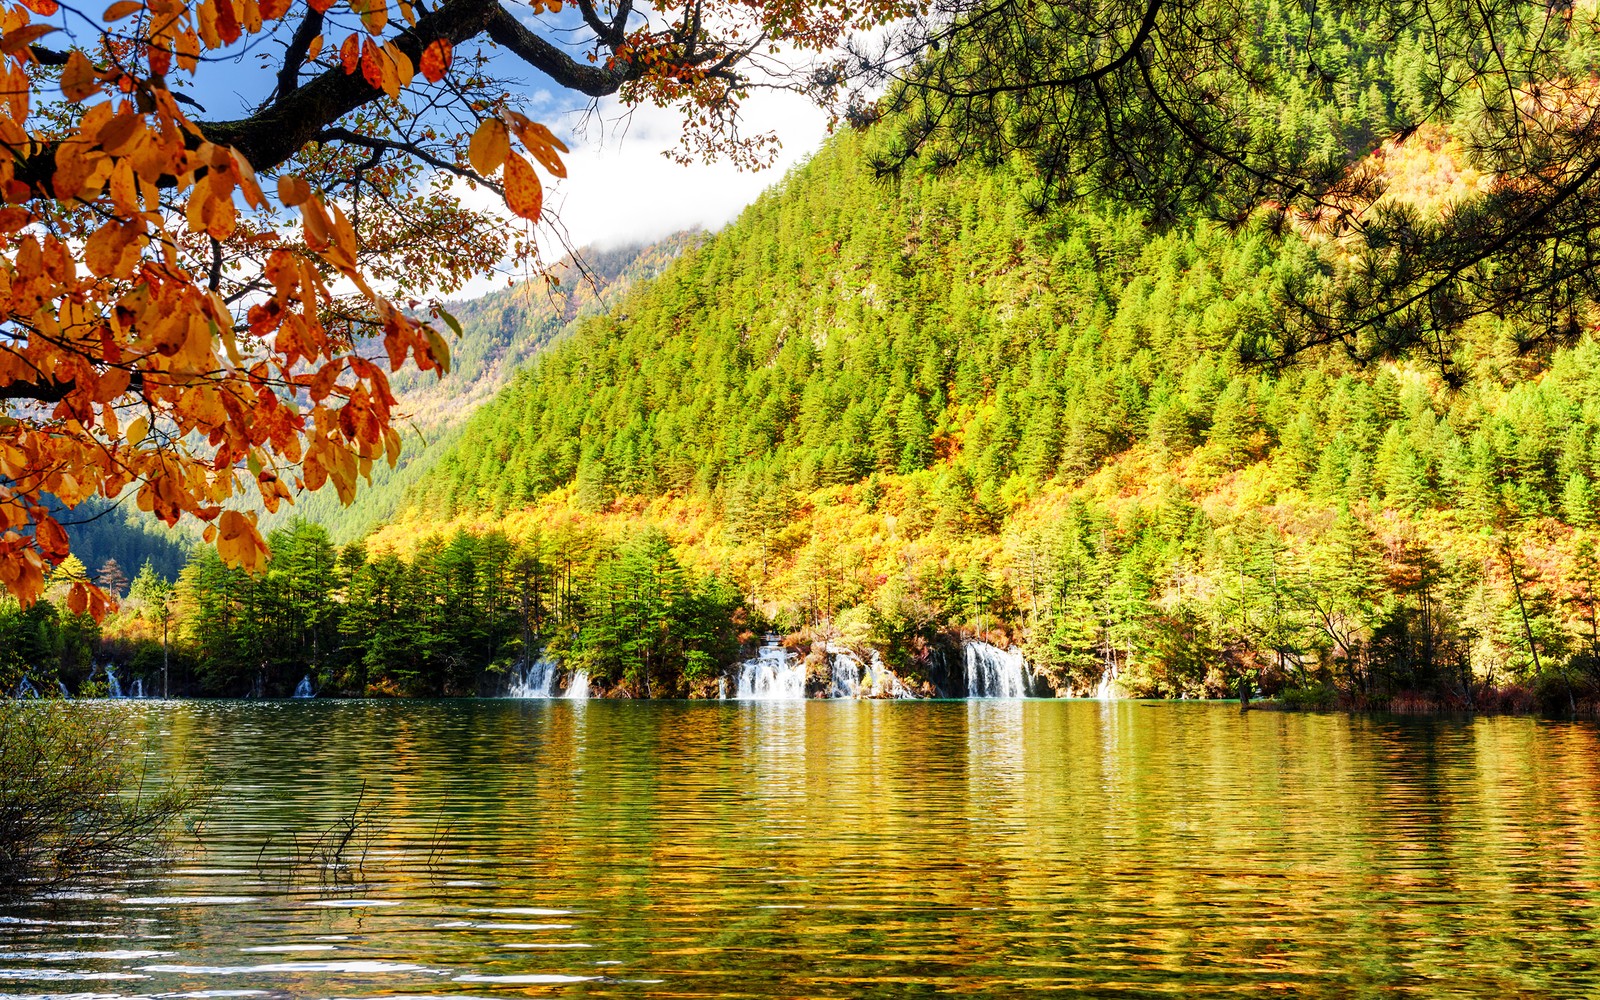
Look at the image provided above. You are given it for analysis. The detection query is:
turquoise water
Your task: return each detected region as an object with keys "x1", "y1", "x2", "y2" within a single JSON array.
[{"x1": 1, "y1": 700, "x2": 1597, "y2": 997}]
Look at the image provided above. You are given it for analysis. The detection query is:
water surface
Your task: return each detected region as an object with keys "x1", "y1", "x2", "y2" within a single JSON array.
[{"x1": 2, "y1": 700, "x2": 1598, "y2": 997}]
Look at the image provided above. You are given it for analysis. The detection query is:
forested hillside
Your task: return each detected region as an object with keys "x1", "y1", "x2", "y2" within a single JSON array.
[
  {"x1": 259, "y1": 234, "x2": 701, "y2": 542},
  {"x1": 333, "y1": 126, "x2": 1600, "y2": 709}
]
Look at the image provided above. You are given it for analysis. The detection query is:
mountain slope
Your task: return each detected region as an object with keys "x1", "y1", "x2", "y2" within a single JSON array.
[
  {"x1": 264, "y1": 233, "x2": 702, "y2": 542},
  {"x1": 365, "y1": 126, "x2": 1600, "y2": 705}
]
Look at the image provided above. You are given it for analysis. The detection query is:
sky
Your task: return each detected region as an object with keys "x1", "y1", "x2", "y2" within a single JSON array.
[
  {"x1": 539, "y1": 89, "x2": 835, "y2": 251},
  {"x1": 171, "y1": 3, "x2": 848, "y2": 291}
]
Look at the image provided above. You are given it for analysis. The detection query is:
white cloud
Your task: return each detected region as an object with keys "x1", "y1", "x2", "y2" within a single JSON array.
[{"x1": 545, "y1": 89, "x2": 832, "y2": 250}]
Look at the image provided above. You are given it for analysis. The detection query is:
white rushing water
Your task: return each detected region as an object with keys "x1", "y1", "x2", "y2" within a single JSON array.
[
  {"x1": 735, "y1": 638, "x2": 806, "y2": 700},
  {"x1": 563, "y1": 672, "x2": 590, "y2": 701},
  {"x1": 508, "y1": 658, "x2": 559, "y2": 698},
  {"x1": 129, "y1": 678, "x2": 144, "y2": 698},
  {"x1": 963, "y1": 641, "x2": 1028, "y2": 699},
  {"x1": 105, "y1": 664, "x2": 124, "y2": 699},
  {"x1": 862, "y1": 652, "x2": 917, "y2": 699},
  {"x1": 56, "y1": 680, "x2": 69, "y2": 698},
  {"x1": 828, "y1": 652, "x2": 862, "y2": 698},
  {"x1": 825, "y1": 648, "x2": 917, "y2": 699},
  {"x1": 293, "y1": 676, "x2": 314, "y2": 698},
  {"x1": 1094, "y1": 662, "x2": 1118, "y2": 701},
  {"x1": 15, "y1": 676, "x2": 38, "y2": 698}
]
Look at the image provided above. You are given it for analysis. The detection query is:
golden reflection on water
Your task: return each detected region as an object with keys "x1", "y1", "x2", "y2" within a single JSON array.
[{"x1": 1, "y1": 700, "x2": 1598, "y2": 998}]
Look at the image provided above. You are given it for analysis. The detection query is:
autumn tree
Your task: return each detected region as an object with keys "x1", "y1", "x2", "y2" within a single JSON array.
[{"x1": 0, "y1": 0, "x2": 910, "y2": 610}]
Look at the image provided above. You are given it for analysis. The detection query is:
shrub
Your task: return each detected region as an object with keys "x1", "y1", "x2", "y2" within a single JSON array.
[{"x1": 0, "y1": 703, "x2": 199, "y2": 891}]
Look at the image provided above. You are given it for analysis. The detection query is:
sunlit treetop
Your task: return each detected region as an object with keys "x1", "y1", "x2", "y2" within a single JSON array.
[{"x1": 0, "y1": 0, "x2": 914, "y2": 610}]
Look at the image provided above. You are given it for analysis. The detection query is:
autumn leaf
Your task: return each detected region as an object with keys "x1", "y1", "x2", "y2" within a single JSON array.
[
  {"x1": 419, "y1": 38, "x2": 451, "y2": 82},
  {"x1": 502, "y1": 151, "x2": 542, "y2": 221},
  {"x1": 0, "y1": 24, "x2": 57, "y2": 53},
  {"x1": 339, "y1": 32, "x2": 358, "y2": 74},
  {"x1": 507, "y1": 114, "x2": 569, "y2": 178},
  {"x1": 60, "y1": 51, "x2": 100, "y2": 100},
  {"x1": 216, "y1": 509, "x2": 269, "y2": 571},
  {"x1": 17, "y1": 0, "x2": 58, "y2": 15},
  {"x1": 359, "y1": 37, "x2": 384, "y2": 89},
  {"x1": 102, "y1": 0, "x2": 143, "y2": 19},
  {"x1": 468, "y1": 117, "x2": 509, "y2": 175}
]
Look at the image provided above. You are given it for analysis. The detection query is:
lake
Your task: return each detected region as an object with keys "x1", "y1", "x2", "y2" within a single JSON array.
[{"x1": 2, "y1": 700, "x2": 1598, "y2": 997}]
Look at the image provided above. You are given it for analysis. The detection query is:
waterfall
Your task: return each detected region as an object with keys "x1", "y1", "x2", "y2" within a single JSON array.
[
  {"x1": 293, "y1": 675, "x2": 314, "y2": 698},
  {"x1": 508, "y1": 657, "x2": 559, "y2": 698},
  {"x1": 735, "y1": 637, "x2": 806, "y2": 700},
  {"x1": 1094, "y1": 663, "x2": 1117, "y2": 701},
  {"x1": 15, "y1": 677, "x2": 39, "y2": 698},
  {"x1": 718, "y1": 677, "x2": 727, "y2": 700},
  {"x1": 129, "y1": 678, "x2": 144, "y2": 698},
  {"x1": 57, "y1": 680, "x2": 70, "y2": 698},
  {"x1": 862, "y1": 652, "x2": 917, "y2": 699},
  {"x1": 563, "y1": 671, "x2": 590, "y2": 701},
  {"x1": 828, "y1": 651, "x2": 862, "y2": 698},
  {"x1": 105, "y1": 665, "x2": 124, "y2": 699},
  {"x1": 963, "y1": 641, "x2": 1027, "y2": 699}
]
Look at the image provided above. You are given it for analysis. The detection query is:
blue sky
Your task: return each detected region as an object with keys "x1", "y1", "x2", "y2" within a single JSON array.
[{"x1": 175, "y1": 6, "x2": 833, "y2": 275}]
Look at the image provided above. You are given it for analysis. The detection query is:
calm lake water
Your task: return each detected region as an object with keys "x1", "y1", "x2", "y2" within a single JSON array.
[{"x1": 2, "y1": 700, "x2": 1599, "y2": 998}]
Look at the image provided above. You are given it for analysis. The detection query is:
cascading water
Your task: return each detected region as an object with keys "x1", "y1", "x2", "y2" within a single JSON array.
[
  {"x1": 57, "y1": 681, "x2": 70, "y2": 698},
  {"x1": 735, "y1": 637, "x2": 806, "y2": 700},
  {"x1": 508, "y1": 657, "x2": 559, "y2": 698},
  {"x1": 15, "y1": 677, "x2": 39, "y2": 698},
  {"x1": 828, "y1": 652, "x2": 862, "y2": 698},
  {"x1": 293, "y1": 675, "x2": 314, "y2": 698},
  {"x1": 963, "y1": 641, "x2": 1027, "y2": 699},
  {"x1": 1094, "y1": 663, "x2": 1118, "y2": 700},
  {"x1": 563, "y1": 672, "x2": 590, "y2": 701},
  {"x1": 717, "y1": 677, "x2": 727, "y2": 700},
  {"x1": 129, "y1": 678, "x2": 144, "y2": 698},
  {"x1": 104, "y1": 665, "x2": 124, "y2": 699},
  {"x1": 862, "y1": 652, "x2": 917, "y2": 699}
]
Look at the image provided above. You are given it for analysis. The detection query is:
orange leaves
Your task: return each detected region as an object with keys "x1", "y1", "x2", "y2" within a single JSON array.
[
  {"x1": 502, "y1": 151, "x2": 542, "y2": 221},
  {"x1": 2, "y1": 23, "x2": 56, "y2": 53},
  {"x1": 505, "y1": 111, "x2": 568, "y2": 178},
  {"x1": 61, "y1": 51, "x2": 100, "y2": 100},
  {"x1": 0, "y1": 539, "x2": 46, "y2": 607},
  {"x1": 84, "y1": 218, "x2": 146, "y2": 278},
  {"x1": 34, "y1": 514, "x2": 69, "y2": 560},
  {"x1": 0, "y1": 0, "x2": 505, "y2": 612},
  {"x1": 353, "y1": 0, "x2": 387, "y2": 35},
  {"x1": 215, "y1": 510, "x2": 269, "y2": 571},
  {"x1": 468, "y1": 118, "x2": 509, "y2": 175},
  {"x1": 359, "y1": 36, "x2": 382, "y2": 88},
  {"x1": 470, "y1": 113, "x2": 567, "y2": 220},
  {"x1": 420, "y1": 38, "x2": 451, "y2": 82},
  {"x1": 277, "y1": 173, "x2": 311, "y2": 206}
]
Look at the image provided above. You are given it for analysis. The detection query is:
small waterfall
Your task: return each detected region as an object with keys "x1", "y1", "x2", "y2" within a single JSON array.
[
  {"x1": 735, "y1": 637, "x2": 806, "y2": 700},
  {"x1": 862, "y1": 652, "x2": 916, "y2": 699},
  {"x1": 1094, "y1": 663, "x2": 1117, "y2": 701},
  {"x1": 963, "y1": 641, "x2": 1027, "y2": 699},
  {"x1": 57, "y1": 680, "x2": 70, "y2": 698},
  {"x1": 718, "y1": 677, "x2": 727, "y2": 700},
  {"x1": 508, "y1": 657, "x2": 559, "y2": 698},
  {"x1": 293, "y1": 675, "x2": 314, "y2": 698},
  {"x1": 563, "y1": 671, "x2": 590, "y2": 701},
  {"x1": 129, "y1": 678, "x2": 144, "y2": 698},
  {"x1": 15, "y1": 677, "x2": 39, "y2": 698},
  {"x1": 105, "y1": 665, "x2": 124, "y2": 699},
  {"x1": 828, "y1": 651, "x2": 862, "y2": 698}
]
